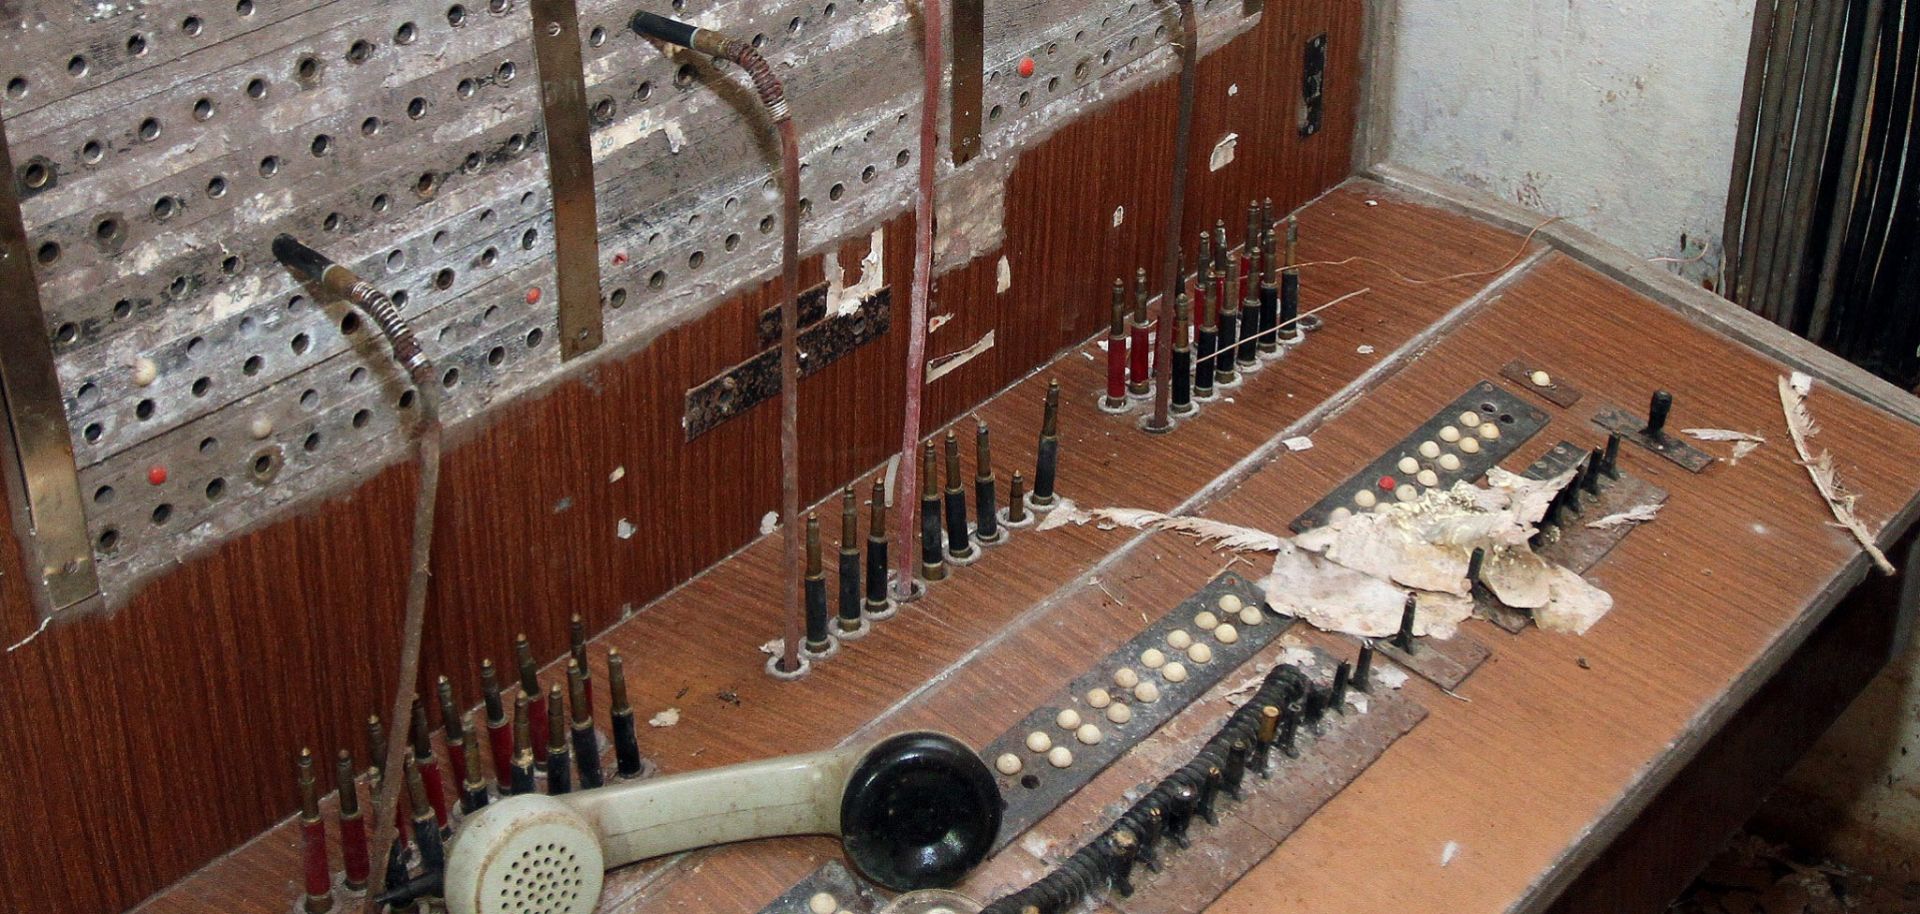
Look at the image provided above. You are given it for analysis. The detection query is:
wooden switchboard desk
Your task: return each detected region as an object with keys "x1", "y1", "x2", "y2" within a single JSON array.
[{"x1": 128, "y1": 173, "x2": 1920, "y2": 914}]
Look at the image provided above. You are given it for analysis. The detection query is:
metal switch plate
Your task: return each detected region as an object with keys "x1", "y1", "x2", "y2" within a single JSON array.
[
  {"x1": 1592, "y1": 407, "x2": 1714, "y2": 472},
  {"x1": 1500, "y1": 359, "x2": 1584, "y2": 408},
  {"x1": 983, "y1": 571, "x2": 1292, "y2": 851},
  {"x1": 1291, "y1": 381, "x2": 1549, "y2": 532},
  {"x1": 1299, "y1": 34, "x2": 1327, "y2": 137},
  {"x1": 684, "y1": 287, "x2": 892, "y2": 441}
]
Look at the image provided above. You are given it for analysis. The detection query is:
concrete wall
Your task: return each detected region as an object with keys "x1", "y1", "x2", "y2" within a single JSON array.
[
  {"x1": 1377, "y1": 0, "x2": 1920, "y2": 875},
  {"x1": 1381, "y1": 0, "x2": 1756, "y2": 286}
]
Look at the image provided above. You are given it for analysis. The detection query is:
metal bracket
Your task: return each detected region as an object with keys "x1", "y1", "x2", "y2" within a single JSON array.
[
  {"x1": 1592, "y1": 407, "x2": 1713, "y2": 472},
  {"x1": 1500, "y1": 358, "x2": 1584, "y2": 408},
  {"x1": 528, "y1": 0, "x2": 605, "y2": 361},
  {"x1": 684, "y1": 286, "x2": 892, "y2": 440},
  {"x1": 1299, "y1": 34, "x2": 1326, "y2": 138},
  {"x1": 0, "y1": 121, "x2": 101, "y2": 616},
  {"x1": 951, "y1": 0, "x2": 986, "y2": 165}
]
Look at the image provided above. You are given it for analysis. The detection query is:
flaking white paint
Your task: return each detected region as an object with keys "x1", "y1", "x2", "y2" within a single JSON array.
[{"x1": 1386, "y1": 0, "x2": 1753, "y2": 285}]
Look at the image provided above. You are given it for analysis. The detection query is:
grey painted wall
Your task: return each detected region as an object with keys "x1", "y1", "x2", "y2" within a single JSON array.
[{"x1": 1384, "y1": 0, "x2": 1755, "y2": 286}]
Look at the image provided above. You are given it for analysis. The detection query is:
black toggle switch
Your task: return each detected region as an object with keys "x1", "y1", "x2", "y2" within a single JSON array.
[
  {"x1": 1392, "y1": 592, "x2": 1418, "y2": 653},
  {"x1": 1644, "y1": 390, "x2": 1674, "y2": 439}
]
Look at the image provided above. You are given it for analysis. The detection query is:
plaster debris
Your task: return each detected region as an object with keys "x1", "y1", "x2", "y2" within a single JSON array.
[
  {"x1": 760, "y1": 511, "x2": 780, "y2": 535},
  {"x1": 1041, "y1": 505, "x2": 1287, "y2": 552},
  {"x1": 1357, "y1": 345, "x2": 1376, "y2": 354},
  {"x1": 617, "y1": 518, "x2": 636, "y2": 540},
  {"x1": 553, "y1": 496, "x2": 574, "y2": 514},
  {"x1": 648, "y1": 708, "x2": 680, "y2": 728},
  {"x1": 1779, "y1": 373, "x2": 1895, "y2": 574},
  {"x1": 1045, "y1": 469, "x2": 1614, "y2": 641},
  {"x1": 1684, "y1": 428, "x2": 1766, "y2": 464},
  {"x1": 1441, "y1": 841, "x2": 1461, "y2": 866},
  {"x1": 1035, "y1": 499, "x2": 1081, "y2": 532},
  {"x1": 1283, "y1": 436, "x2": 1314, "y2": 452},
  {"x1": 1228, "y1": 83, "x2": 1239, "y2": 96},
  {"x1": 1587, "y1": 503, "x2": 1663, "y2": 529},
  {"x1": 928, "y1": 313, "x2": 954, "y2": 333},
  {"x1": 1261, "y1": 546, "x2": 1476, "y2": 639},
  {"x1": 1375, "y1": 665, "x2": 1410, "y2": 689},
  {"x1": 5, "y1": 615, "x2": 51, "y2": 653},
  {"x1": 1209, "y1": 133, "x2": 1240, "y2": 172},
  {"x1": 1537, "y1": 565, "x2": 1613, "y2": 635},
  {"x1": 997, "y1": 255, "x2": 1012, "y2": 293},
  {"x1": 826, "y1": 227, "x2": 886, "y2": 316},
  {"x1": 608, "y1": 466, "x2": 626, "y2": 483}
]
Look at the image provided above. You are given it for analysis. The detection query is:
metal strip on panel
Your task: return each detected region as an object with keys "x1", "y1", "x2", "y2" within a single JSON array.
[
  {"x1": 0, "y1": 120, "x2": 100, "y2": 615},
  {"x1": 529, "y1": 0, "x2": 606, "y2": 360}
]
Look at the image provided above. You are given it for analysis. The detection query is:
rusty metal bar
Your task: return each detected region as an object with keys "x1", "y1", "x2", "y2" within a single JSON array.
[
  {"x1": 951, "y1": 0, "x2": 985, "y2": 165},
  {"x1": 529, "y1": 0, "x2": 607, "y2": 360}
]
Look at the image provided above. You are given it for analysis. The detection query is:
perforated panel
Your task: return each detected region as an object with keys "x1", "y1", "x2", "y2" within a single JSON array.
[{"x1": 2, "y1": 0, "x2": 1262, "y2": 606}]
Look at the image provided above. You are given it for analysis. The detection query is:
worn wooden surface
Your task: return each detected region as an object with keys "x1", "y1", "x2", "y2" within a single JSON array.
[
  {"x1": 110, "y1": 178, "x2": 1920, "y2": 914},
  {"x1": 0, "y1": 3, "x2": 1364, "y2": 912}
]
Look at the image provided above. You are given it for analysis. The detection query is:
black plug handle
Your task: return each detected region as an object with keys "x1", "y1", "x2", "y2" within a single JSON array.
[
  {"x1": 630, "y1": 10, "x2": 699, "y2": 48},
  {"x1": 271, "y1": 234, "x2": 333, "y2": 282}
]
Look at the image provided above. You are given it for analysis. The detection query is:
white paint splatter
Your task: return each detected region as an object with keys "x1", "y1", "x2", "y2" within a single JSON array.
[
  {"x1": 1113, "y1": 205, "x2": 1126, "y2": 228},
  {"x1": 609, "y1": 466, "x2": 626, "y2": 483},
  {"x1": 1441, "y1": 841, "x2": 1461, "y2": 866},
  {"x1": 1357, "y1": 345, "x2": 1376, "y2": 355},
  {"x1": 617, "y1": 518, "x2": 636, "y2": 539}
]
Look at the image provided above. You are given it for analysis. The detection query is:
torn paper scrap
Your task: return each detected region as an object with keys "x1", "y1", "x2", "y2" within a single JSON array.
[
  {"x1": 1039, "y1": 504, "x2": 1287, "y2": 552},
  {"x1": 1259, "y1": 546, "x2": 1474, "y2": 640},
  {"x1": 648, "y1": 708, "x2": 681, "y2": 728}
]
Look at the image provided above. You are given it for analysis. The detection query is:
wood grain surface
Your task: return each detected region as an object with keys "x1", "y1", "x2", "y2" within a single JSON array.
[
  {"x1": 0, "y1": 4, "x2": 1365, "y2": 913},
  {"x1": 113, "y1": 180, "x2": 1920, "y2": 914}
]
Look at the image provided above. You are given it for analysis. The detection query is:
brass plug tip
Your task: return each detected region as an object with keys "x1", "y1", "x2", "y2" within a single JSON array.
[
  {"x1": 607, "y1": 650, "x2": 631, "y2": 714},
  {"x1": 410, "y1": 700, "x2": 433, "y2": 759},
  {"x1": 298, "y1": 748, "x2": 319, "y2": 819},
  {"x1": 403, "y1": 757, "x2": 429, "y2": 818},
  {"x1": 512, "y1": 695, "x2": 531, "y2": 753},
  {"x1": 805, "y1": 513, "x2": 823, "y2": 574},
  {"x1": 568, "y1": 665, "x2": 591, "y2": 726},
  {"x1": 546, "y1": 684, "x2": 567, "y2": 752},
  {"x1": 841, "y1": 487, "x2": 859, "y2": 544},
  {"x1": 335, "y1": 750, "x2": 360, "y2": 816}
]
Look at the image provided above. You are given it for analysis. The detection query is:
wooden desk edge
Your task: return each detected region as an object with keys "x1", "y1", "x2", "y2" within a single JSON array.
[{"x1": 1360, "y1": 163, "x2": 1920, "y2": 429}]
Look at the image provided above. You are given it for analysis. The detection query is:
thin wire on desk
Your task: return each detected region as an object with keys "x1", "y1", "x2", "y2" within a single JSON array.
[{"x1": 1287, "y1": 215, "x2": 1561, "y2": 287}]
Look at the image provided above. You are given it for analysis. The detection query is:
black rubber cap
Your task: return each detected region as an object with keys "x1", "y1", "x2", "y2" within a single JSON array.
[
  {"x1": 840, "y1": 732, "x2": 1002, "y2": 891},
  {"x1": 630, "y1": 10, "x2": 699, "y2": 49}
]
